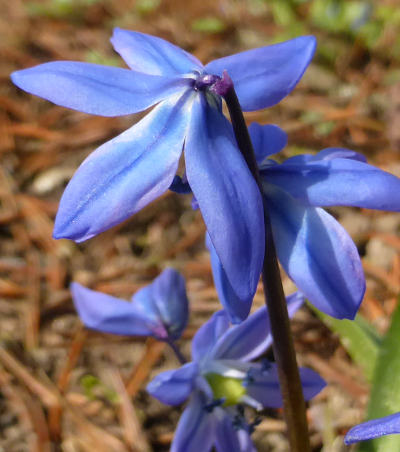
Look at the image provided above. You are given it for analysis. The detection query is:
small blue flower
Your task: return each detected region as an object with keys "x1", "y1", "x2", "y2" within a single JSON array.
[
  {"x1": 11, "y1": 29, "x2": 316, "y2": 306},
  {"x1": 146, "y1": 293, "x2": 326, "y2": 451},
  {"x1": 207, "y1": 123, "x2": 400, "y2": 321},
  {"x1": 71, "y1": 268, "x2": 188, "y2": 341},
  {"x1": 344, "y1": 412, "x2": 400, "y2": 445}
]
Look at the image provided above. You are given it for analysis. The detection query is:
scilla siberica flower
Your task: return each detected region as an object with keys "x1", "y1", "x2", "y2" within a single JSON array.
[
  {"x1": 205, "y1": 123, "x2": 400, "y2": 321},
  {"x1": 11, "y1": 28, "x2": 316, "y2": 307},
  {"x1": 147, "y1": 292, "x2": 326, "y2": 452},
  {"x1": 71, "y1": 268, "x2": 188, "y2": 341},
  {"x1": 344, "y1": 412, "x2": 400, "y2": 445}
]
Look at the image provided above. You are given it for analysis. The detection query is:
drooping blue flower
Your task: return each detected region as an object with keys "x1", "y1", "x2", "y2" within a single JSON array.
[
  {"x1": 147, "y1": 292, "x2": 326, "y2": 451},
  {"x1": 206, "y1": 123, "x2": 400, "y2": 321},
  {"x1": 11, "y1": 29, "x2": 316, "y2": 306},
  {"x1": 344, "y1": 412, "x2": 400, "y2": 445},
  {"x1": 71, "y1": 267, "x2": 188, "y2": 341}
]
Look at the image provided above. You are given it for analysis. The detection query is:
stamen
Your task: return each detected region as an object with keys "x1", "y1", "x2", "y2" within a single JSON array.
[
  {"x1": 204, "y1": 398, "x2": 225, "y2": 413},
  {"x1": 194, "y1": 74, "x2": 221, "y2": 91}
]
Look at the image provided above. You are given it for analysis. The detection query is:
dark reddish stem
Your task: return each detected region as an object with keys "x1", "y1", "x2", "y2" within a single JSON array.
[{"x1": 214, "y1": 72, "x2": 310, "y2": 452}]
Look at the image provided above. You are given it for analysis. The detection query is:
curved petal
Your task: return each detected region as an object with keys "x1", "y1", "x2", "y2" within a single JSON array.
[
  {"x1": 132, "y1": 268, "x2": 189, "y2": 340},
  {"x1": 264, "y1": 183, "x2": 365, "y2": 319},
  {"x1": 206, "y1": 233, "x2": 251, "y2": 324},
  {"x1": 185, "y1": 95, "x2": 264, "y2": 302},
  {"x1": 11, "y1": 61, "x2": 189, "y2": 116},
  {"x1": 344, "y1": 413, "x2": 400, "y2": 445},
  {"x1": 146, "y1": 362, "x2": 198, "y2": 406},
  {"x1": 192, "y1": 311, "x2": 230, "y2": 364},
  {"x1": 215, "y1": 412, "x2": 255, "y2": 452},
  {"x1": 111, "y1": 28, "x2": 203, "y2": 76},
  {"x1": 263, "y1": 154, "x2": 400, "y2": 210},
  {"x1": 245, "y1": 363, "x2": 326, "y2": 408},
  {"x1": 248, "y1": 123, "x2": 288, "y2": 163},
  {"x1": 70, "y1": 282, "x2": 158, "y2": 336},
  {"x1": 265, "y1": 147, "x2": 366, "y2": 167},
  {"x1": 171, "y1": 392, "x2": 216, "y2": 452},
  {"x1": 212, "y1": 292, "x2": 304, "y2": 361},
  {"x1": 54, "y1": 91, "x2": 194, "y2": 241},
  {"x1": 150, "y1": 268, "x2": 189, "y2": 340},
  {"x1": 205, "y1": 36, "x2": 316, "y2": 111},
  {"x1": 308, "y1": 147, "x2": 367, "y2": 162}
]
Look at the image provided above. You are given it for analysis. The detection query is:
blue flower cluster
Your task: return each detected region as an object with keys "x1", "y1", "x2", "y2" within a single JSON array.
[{"x1": 11, "y1": 28, "x2": 400, "y2": 450}]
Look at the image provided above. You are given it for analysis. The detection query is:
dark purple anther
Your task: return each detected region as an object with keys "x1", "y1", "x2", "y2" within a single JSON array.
[{"x1": 194, "y1": 73, "x2": 221, "y2": 91}]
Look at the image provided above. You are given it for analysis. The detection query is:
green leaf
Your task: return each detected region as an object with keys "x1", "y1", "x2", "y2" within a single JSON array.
[
  {"x1": 191, "y1": 17, "x2": 226, "y2": 34},
  {"x1": 358, "y1": 299, "x2": 400, "y2": 452},
  {"x1": 312, "y1": 305, "x2": 381, "y2": 382},
  {"x1": 135, "y1": 0, "x2": 161, "y2": 14}
]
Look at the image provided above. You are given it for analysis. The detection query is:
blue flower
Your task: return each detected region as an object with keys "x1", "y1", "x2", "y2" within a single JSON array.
[
  {"x1": 344, "y1": 412, "x2": 400, "y2": 445},
  {"x1": 207, "y1": 123, "x2": 400, "y2": 321},
  {"x1": 11, "y1": 29, "x2": 316, "y2": 306},
  {"x1": 147, "y1": 292, "x2": 326, "y2": 451},
  {"x1": 71, "y1": 268, "x2": 188, "y2": 341}
]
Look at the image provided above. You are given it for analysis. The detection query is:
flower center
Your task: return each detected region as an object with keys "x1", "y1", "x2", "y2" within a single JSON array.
[
  {"x1": 205, "y1": 373, "x2": 246, "y2": 406},
  {"x1": 194, "y1": 73, "x2": 221, "y2": 91}
]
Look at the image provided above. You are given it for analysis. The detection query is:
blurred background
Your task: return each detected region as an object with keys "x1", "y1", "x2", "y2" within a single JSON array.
[{"x1": 1, "y1": 0, "x2": 400, "y2": 450}]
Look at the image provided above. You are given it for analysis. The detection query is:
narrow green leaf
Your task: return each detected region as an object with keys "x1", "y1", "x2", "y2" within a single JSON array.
[
  {"x1": 358, "y1": 300, "x2": 400, "y2": 452},
  {"x1": 312, "y1": 305, "x2": 381, "y2": 382}
]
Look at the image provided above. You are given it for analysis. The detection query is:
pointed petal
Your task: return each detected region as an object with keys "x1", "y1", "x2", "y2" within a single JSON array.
[
  {"x1": 308, "y1": 147, "x2": 367, "y2": 162},
  {"x1": 264, "y1": 183, "x2": 365, "y2": 319},
  {"x1": 205, "y1": 36, "x2": 316, "y2": 111},
  {"x1": 70, "y1": 282, "x2": 157, "y2": 336},
  {"x1": 264, "y1": 152, "x2": 400, "y2": 210},
  {"x1": 344, "y1": 413, "x2": 400, "y2": 445},
  {"x1": 11, "y1": 61, "x2": 189, "y2": 116},
  {"x1": 246, "y1": 363, "x2": 326, "y2": 408},
  {"x1": 185, "y1": 96, "x2": 264, "y2": 302},
  {"x1": 206, "y1": 233, "x2": 251, "y2": 324},
  {"x1": 248, "y1": 123, "x2": 288, "y2": 163},
  {"x1": 54, "y1": 92, "x2": 193, "y2": 241},
  {"x1": 146, "y1": 363, "x2": 198, "y2": 406},
  {"x1": 171, "y1": 392, "x2": 216, "y2": 452},
  {"x1": 132, "y1": 268, "x2": 189, "y2": 340},
  {"x1": 111, "y1": 28, "x2": 203, "y2": 76},
  {"x1": 213, "y1": 292, "x2": 304, "y2": 361},
  {"x1": 192, "y1": 311, "x2": 230, "y2": 364},
  {"x1": 150, "y1": 268, "x2": 189, "y2": 340},
  {"x1": 215, "y1": 413, "x2": 255, "y2": 452}
]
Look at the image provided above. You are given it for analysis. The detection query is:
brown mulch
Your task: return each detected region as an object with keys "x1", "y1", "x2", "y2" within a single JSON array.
[{"x1": 1, "y1": 1, "x2": 399, "y2": 451}]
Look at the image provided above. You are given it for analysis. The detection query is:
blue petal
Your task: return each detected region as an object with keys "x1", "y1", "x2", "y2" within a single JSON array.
[
  {"x1": 11, "y1": 61, "x2": 189, "y2": 117},
  {"x1": 192, "y1": 311, "x2": 230, "y2": 364},
  {"x1": 111, "y1": 28, "x2": 203, "y2": 76},
  {"x1": 206, "y1": 233, "x2": 251, "y2": 324},
  {"x1": 308, "y1": 147, "x2": 367, "y2": 162},
  {"x1": 185, "y1": 95, "x2": 264, "y2": 303},
  {"x1": 132, "y1": 268, "x2": 189, "y2": 340},
  {"x1": 151, "y1": 268, "x2": 189, "y2": 340},
  {"x1": 263, "y1": 152, "x2": 400, "y2": 210},
  {"x1": 205, "y1": 36, "x2": 316, "y2": 111},
  {"x1": 248, "y1": 123, "x2": 288, "y2": 163},
  {"x1": 215, "y1": 413, "x2": 255, "y2": 452},
  {"x1": 70, "y1": 282, "x2": 159, "y2": 337},
  {"x1": 54, "y1": 92, "x2": 194, "y2": 241},
  {"x1": 246, "y1": 363, "x2": 326, "y2": 408},
  {"x1": 344, "y1": 413, "x2": 400, "y2": 445},
  {"x1": 264, "y1": 183, "x2": 365, "y2": 319},
  {"x1": 146, "y1": 363, "x2": 198, "y2": 406},
  {"x1": 212, "y1": 292, "x2": 304, "y2": 361},
  {"x1": 171, "y1": 392, "x2": 216, "y2": 452}
]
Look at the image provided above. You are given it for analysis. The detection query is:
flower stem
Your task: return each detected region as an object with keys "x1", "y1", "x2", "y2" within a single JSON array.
[
  {"x1": 216, "y1": 72, "x2": 310, "y2": 452},
  {"x1": 166, "y1": 339, "x2": 187, "y2": 365}
]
